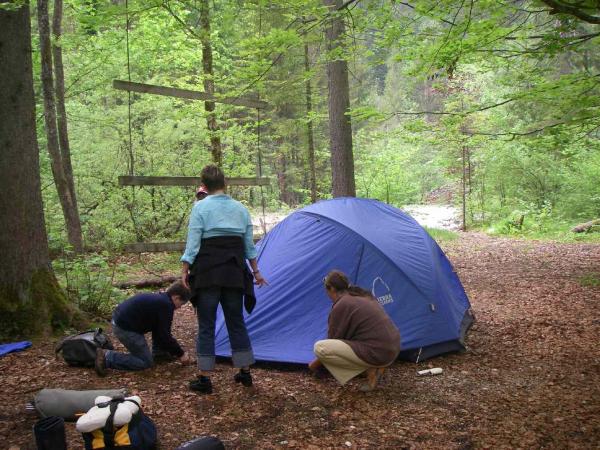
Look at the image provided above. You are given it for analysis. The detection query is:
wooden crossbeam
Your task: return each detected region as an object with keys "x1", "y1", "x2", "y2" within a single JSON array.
[
  {"x1": 124, "y1": 242, "x2": 186, "y2": 253},
  {"x1": 118, "y1": 176, "x2": 269, "y2": 187},
  {"x1": 124, "y1": 238, "x2": 261, "y2": 253},
  {"x1": 113, "y1": 80, "x2": 268, "y2": 109}
]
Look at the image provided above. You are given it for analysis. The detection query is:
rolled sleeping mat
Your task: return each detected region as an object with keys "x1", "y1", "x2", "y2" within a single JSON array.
[
  {"x1": 33, "y1": 416, "x2": 67, "y2": 450},
  {"x1": 175, "y1": 436, "x2": 225, "y2": 450},
  {"x1": 33, "y1": 388, "x2": 127, "y2": 421}
]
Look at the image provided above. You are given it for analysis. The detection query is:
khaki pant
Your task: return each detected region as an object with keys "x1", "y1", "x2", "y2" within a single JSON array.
[{"x1": 314, "y1": 339, "x2": 373, "y2": 385}]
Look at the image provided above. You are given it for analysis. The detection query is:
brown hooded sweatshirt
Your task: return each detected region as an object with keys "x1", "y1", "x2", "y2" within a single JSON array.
[{"x1": 328, "y1": 293, "x2": 401, "y2": 366}]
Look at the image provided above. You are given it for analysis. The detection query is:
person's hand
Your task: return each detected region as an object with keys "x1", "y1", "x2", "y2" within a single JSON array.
[
  {"x1": 253, "y1": 271, "x2": 268, "y2": 287},
  {"x1": 179, "y1": 352, "x2": 193, "y2": 365},
  {"x1": 181, "y1": 268, "x2": 190, "y2": 290}
]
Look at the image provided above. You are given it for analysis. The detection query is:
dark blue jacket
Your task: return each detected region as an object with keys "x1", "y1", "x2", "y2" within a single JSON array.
[{"x1": 113, "y1": 292, "x2": 184, "y2": 357}]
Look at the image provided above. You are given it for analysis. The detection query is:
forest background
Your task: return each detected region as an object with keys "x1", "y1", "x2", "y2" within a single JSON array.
[{"x1": 3, "y1": 0, "x2": 600, "y2": 323}]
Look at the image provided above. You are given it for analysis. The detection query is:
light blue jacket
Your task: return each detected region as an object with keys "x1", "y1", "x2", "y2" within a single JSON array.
[{"x1": 180, "y1": 194, "x2": 257, "y2": 264}]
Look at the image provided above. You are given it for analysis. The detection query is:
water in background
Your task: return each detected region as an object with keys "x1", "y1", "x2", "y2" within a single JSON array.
[
  {"x1": 402, "y1": 205, "x2": 460, "y2": 231},
  {"x1": 252, "y1": 204, "x2": 460, "y2": 235}
]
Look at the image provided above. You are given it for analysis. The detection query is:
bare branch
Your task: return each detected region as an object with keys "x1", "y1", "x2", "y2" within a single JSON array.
[
  {"x1": 467, "y1": 115, "x2": 600, "y2": 140},
  {"x1": 504, "y1": 32, "x2": 600, "y2": 41},
  {"x1": 337, "y1": 0, "x2": 360, "y2": 11},
  {"x1": 395, "y1": 1, "x2": 457, "y2": 26},
  {"x1": 540, "y1": 0, "x2": 600, "y2": 25},
  {"x1": 392, "y1": 97, "x2": 517, "y2": 117},
  {"x1": 162, "y1": 1, "x2": 202, "y2": 40}
]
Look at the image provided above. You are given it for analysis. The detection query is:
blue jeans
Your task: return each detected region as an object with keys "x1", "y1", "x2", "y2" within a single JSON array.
[
  {"x1": 105, "y1": 323, "x2": 153, "y2": 371},
  {"x1": 196, "y1": 286, "x2": 254, "y2": 370}
]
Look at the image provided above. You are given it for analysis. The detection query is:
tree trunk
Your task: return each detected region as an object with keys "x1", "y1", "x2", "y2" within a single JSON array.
[
  {"x1": 0, "y1": 1, "x2": 76, "y2": 338},
  {"x1": 199, "y1": 0, "x2": 222, "y2": 166},
  {"x1": 115, "y1": 275, "x2": 178, "y2": 289},
  {"x1": 52, "y1": 0, "x2": 83, "y2": 252},
  {"x1": 38, "y1": 0, "x2": 84, "y2": 252},
  {"x1": 324, "y1": 0, "x2": 355, "y2": 198},
  {"x1": 462, "y1": 145, "x2": 467, "y2": 231},
  {"x1": 304, "y1": 43, "x2": 317, "y2": 203},
  {"x1": 571, "y1": 219, "x2": 600, "y2": 233},
  {"x1": 276, "y1": 151, "x2": 289, "y2": 205}
]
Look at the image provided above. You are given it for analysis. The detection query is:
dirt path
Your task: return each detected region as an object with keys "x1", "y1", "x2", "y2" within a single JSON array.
[{"x1": 1, "y1": 234, "x2": 599, "y2": 449}]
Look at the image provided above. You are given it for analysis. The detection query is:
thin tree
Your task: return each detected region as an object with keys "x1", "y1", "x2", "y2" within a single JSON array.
[
  {"x1": 323, "y1": 0, "x2": 356, "y2": 197},
  {"x1": 0, "y1": 0, "x2": 75, "y2": 337},
  {"x1": 52, "y1": 0, "x2": 81, "y2": 240},
  {"x1": 38, "y1": 0, "x2": 84, "y2": 252},
  {"x1": 304, "y1": 42, "x2": 318, "y2": 203},
  {"x1": 199, "y1": 0, "x2": 222, "y2": 166}
]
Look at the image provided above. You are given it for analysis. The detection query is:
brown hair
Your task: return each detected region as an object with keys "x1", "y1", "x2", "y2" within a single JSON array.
[
  {"x1": 200, "y1": 164, "x2": 226, "y2": 192},
  {"x1": 166, "y1": 281, "x2": 192, "y2": 303},
  {"x1": 324, "y1": 270, "x2": 374, "y2": 298}
]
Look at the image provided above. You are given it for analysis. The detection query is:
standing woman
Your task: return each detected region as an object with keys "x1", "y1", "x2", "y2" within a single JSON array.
[
  {"x1": 309, "y1": 270, "x2": 401, "y2": 391},
  {"x1": 181, "y1": 165, "x2": 268, "y2": 394}
]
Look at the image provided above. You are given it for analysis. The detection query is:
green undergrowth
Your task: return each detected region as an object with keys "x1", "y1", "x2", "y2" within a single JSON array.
[
  {"x1": 579, "y1": 273, "x2": 600, "y2": 288},
  {"x1": 478, "y1": 213, "x2": 600, "y2": 243},
  {"x1": 424, "y1": 227, "x2": 460, "y2": 243},
  {"x1": 52, "y1": 252, "x2": 124, "y2": 319},
  {"x1": 485, "y1": 225, "x2": 600, "y2": 243},
  {"x1": 51, "y1": 250, "x2": 183, "y2": 318}
]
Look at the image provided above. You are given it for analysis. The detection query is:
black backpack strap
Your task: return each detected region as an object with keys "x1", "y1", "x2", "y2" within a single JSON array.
[
  {"x1": 54, "y1": 339, "x2": 65, "y2": 355},
  {"x1": 124, "y1": 398, "x2": 140, "y2": 409},
  {"x1": 99, "y1": 398, "x2": 122, "y2": 449},
  {"x1": 93, "y1": 328, "x2": 103, "y2": 345}
]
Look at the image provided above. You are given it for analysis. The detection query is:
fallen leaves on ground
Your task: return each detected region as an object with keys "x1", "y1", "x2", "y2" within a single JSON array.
[{"x1": 1, "y1": 233, "x2": 599, "y2": 449}]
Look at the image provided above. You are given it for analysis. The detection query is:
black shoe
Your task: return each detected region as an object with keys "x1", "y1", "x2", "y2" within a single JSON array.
[
  {"x1": 234, "y1": 369, "x2": 253, "y2": 387},
  {"x1": 189, "y1": 375, "x2": 213, "y2": 394},
  {"x1": 152, "y1": 352, "x2": 176, "y2": 364},
  {"x1": 94, "y1": 348, "x2": 107, "y2": 377}
]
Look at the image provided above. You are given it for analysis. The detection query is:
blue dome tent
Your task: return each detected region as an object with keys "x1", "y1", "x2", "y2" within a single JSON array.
[{"x1": 214, "y1": 197, "x2": 473, "y2": 363}]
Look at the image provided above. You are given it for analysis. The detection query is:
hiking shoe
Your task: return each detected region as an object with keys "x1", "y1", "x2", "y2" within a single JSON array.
[
  {"x1": 359, "y1": 367, "x2": 385, "y2": 392},
  {"x1": 313, "y1": 367, "x2": 331, "y2": 380},
  {"x1": 189, "y1": 375, "x2": 213, "y2": 394},
  {"x1": 94, "y1": 348, "x2": 107, "y2": 377},
  {"x1": 234, "y1": 369, "x2": 253, "y2": 387}
]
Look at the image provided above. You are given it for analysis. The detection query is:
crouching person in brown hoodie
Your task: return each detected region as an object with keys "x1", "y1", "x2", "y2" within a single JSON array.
[{"x1": 308, "y1": 270, "x2": 401, "y2": 391}]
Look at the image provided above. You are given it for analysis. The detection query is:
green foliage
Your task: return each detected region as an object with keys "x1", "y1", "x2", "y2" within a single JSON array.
[
  {"x1": 424, "y1": 227, "x2": 459, "y2": 243},
  {"x1": 579, "y1": 273, "x2": 600, "y2": 288},
  {"x1": 30, "y1": 0, "x2": 600, "y2": 252},
  {"x1": 0, "y1": 1, "x2": 26, "y2": 11},
  {"x1": 52, "y1": 252, "x2": 123, "y2": 318}
]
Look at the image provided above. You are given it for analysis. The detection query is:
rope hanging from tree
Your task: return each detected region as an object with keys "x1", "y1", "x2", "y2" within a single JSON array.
[
  {"x1": 257, "y1": 0, "x2": 267, "y2": 237},
  {"x1": 123, "y1": 0, "x2": 142, "y2": 239},
  {"x1": 125, "y1": 0, "x2": 134, "y2": 175}
]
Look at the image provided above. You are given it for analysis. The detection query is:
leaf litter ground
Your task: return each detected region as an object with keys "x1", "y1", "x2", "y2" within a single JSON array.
[{"x1": 1, "y1": 233, "x2": 599, "y2": 449}]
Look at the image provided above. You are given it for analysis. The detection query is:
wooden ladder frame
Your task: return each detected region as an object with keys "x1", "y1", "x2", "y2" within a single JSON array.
[{"x1": 115, "y1": 79, "x2": 269, "y2": 253}]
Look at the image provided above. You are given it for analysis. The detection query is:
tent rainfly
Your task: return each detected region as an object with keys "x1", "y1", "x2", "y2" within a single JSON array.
[{"x1": 214, "y1": 197, "x2": 473, "y2": 363}]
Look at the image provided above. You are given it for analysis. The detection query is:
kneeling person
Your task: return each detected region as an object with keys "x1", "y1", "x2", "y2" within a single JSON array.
[{"x1": 95, "y1": 281, "x2": 192, "y2": 375}]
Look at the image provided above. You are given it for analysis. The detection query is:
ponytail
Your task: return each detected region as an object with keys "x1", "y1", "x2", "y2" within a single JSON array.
[
  {"x1": 324, "y1": 270, "x2": 375, "y2": 299},
  {"x1": 347, "y1": 284, "x2": 375, "y2": 299}
]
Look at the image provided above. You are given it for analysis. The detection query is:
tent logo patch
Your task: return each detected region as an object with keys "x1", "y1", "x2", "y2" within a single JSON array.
[{"x1": 372, "y1": 277, "x2": 394, "y2": 306}]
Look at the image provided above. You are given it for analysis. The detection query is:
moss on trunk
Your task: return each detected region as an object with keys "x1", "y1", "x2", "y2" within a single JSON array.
[{"x1": 0, "y1": 268, "x2": 84, "y2": 340}]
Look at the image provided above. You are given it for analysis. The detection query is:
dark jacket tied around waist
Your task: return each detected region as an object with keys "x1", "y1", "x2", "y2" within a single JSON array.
[{"x1": 189, "y1": 236, "x2": 257, "y2": 313}]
